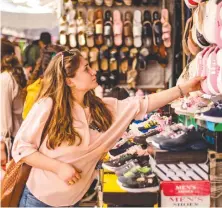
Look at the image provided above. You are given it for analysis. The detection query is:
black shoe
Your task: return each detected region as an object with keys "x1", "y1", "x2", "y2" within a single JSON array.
[
  {"x1": 115, "y1": 155, "x2": 150, "y2": 176},
  {"x1": 119, "y1": 174, "x2": 159, "y2": 193},
  {"x1": 202, "y1": 102, "x2": 222, "y2": 123},
  {"x1": 158, "y1": 128, "x2": 203, "y2": 148},
  {"x1": 102, "y1": 154, "x2": 135, "y2": 171},
  {"x1": 133, "y1": 130, "x2": 159, "y2": 145},
  {"x1": 109, "y1": 142, "x2": 136, "y2": 158}
]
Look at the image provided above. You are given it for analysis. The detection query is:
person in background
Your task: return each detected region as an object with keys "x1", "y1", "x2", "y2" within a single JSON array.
[
  {"x1": 22, "y1": 44, "x2": 64, "y2": 119},
  {"x1": 23, "y1": 32, "x2": 52, "y2": 79},
  {"x1": 11, "y1": 49, "x2": 204, "y2": 207},
  {"x1": 0, "y1": 39, "x2": 27, "y2": 167}
]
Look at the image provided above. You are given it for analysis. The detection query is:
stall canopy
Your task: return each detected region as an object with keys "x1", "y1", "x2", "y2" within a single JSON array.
[{"x1": 1, "y1": 0, "x2": 61, "y2": 39}]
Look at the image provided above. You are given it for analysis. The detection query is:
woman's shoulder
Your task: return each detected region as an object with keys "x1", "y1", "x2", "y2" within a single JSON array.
[
  {"x1": 102, "y1": 97, "x2": 118, "y2": 106},
  {"x1": 0, "y1": 71, "x2": 18, "y2": 90},
  {"x1": 35, "y1": 97, "x2": 53, "y2": 107},
  {"x1": 0, "y1": 71, "x2": 13, "y2": 82}
]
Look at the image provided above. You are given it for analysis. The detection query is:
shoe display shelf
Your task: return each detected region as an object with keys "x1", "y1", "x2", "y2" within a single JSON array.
[{"x1": 61, "y1": 0, "x2": 176, "y2": 90}]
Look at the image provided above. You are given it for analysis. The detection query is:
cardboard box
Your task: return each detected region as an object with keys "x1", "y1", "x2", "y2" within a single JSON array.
[
  {"x1": 149, "y1": 151, "x2": 209, "y2": 181},
  {"x1": 161, "y1": 180, "x2": 210, "y2": 207}
]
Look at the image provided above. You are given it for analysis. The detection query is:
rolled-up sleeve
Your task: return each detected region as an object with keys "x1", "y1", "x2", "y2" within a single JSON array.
[
  {"x1": 12, "y1": 97, "x2": 53, "y2": 163},
  {"x1": 116, "y1": 96, "x2": 149, "y2": 120}
]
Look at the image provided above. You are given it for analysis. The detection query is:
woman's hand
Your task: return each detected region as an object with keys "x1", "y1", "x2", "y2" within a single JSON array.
[
  {"x1": 180, "y1": 76, "x2": 206, "y2": 95},
  {"x1": 56, "y1": 162, "x2": 82, "y2": 185}
]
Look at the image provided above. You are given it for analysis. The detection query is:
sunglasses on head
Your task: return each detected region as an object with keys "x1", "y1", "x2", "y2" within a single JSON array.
[{"x1": 57, "y1": 49, "x2": 80, "y2": 75}]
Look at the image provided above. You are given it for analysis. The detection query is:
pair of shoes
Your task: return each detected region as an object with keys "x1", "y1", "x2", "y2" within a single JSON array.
[
  {"x1": 117, "y1": 172, "x2": 159, "y2": 193},
  {"x1": 202, "y1": 101, "x2": 222, "y2": 123},
  {"x1": 174, "y1": 95, "x2": 213, "y2": 114},
  {"x1": 151, "y1": 126, "x2": 208, "y2": 152},
  {"x1": 196, "y1": 46, "x2": 222, "y2": 95}
]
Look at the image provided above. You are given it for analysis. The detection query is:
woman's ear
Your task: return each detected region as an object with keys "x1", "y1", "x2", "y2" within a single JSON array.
[{"x1": 66, "y1": 78, "x2": 75, "y2": 87}]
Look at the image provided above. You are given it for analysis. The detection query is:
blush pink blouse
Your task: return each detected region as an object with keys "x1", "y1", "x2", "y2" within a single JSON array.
[{"x1": 12, "y1": 96, "x2": 149, "y2": 206}]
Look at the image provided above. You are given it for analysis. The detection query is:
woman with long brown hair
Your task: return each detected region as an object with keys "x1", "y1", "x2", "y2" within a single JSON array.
[
  {"x1": 1, "y1": 40, "x2": 27, "y2": 167},
  {"x1": 12, "y1": 49, "x2": 204, "y2": 207}
]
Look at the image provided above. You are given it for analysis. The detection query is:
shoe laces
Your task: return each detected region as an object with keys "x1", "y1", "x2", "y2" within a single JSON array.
[{"x1": 144, "y1": 120, "x2": 158, "y2": 128}]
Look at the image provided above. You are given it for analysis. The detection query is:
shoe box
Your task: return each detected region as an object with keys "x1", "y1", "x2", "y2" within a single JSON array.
[
  {"x1": 160, "y1": 180, "x2": 210, "y2": 207},
  {"x1": 149, "y1": 150, "x2": 209, "y2": 181}
]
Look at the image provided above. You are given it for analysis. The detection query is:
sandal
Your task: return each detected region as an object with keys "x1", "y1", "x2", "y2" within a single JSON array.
[
  {"x1": 77, "y1": 11, "x2": 86, "y2": 46},
  {"x1": 86, "y1": 9, "x2": 95, "y2": 48},
  {"x1": 59, "y1": 16, "x2": 68, "y2": 46},
  {"x1": 127, "y1": 58, "x2": 138, "y2": 89},
  {"x1": 104, "y1": 0, "x2": 114, "y2": 6},
  {"x1": 109, "y1": 48, "x2": 119, "y2": 87},
  {"x1": 120, "y1": 47, "x2": 129, "y2": 73},
  {"x1": 95, "y1": 9, "x2": 104, "y2": 46},
  {"x1": 138, "y1": 48, "x2": 149, "y2": 71},
  {"x1": 124, "y1": 11, "x2": 133, "y2": 47},
  {"x1": 115, "y1": 0, "x2": 123, "y2": 6},
  {"x1": 129, "y1": 47, "x2": 138, "y2": 68},
  {"x1": 95, "y1": 0, "x2": 103, "y2": 6},
  {"x1": 123, "y1": 0, "x2": 132, "y2": 6},
  {"x1": 133, "y1": 10, "x2": 142, "y2": 48},
  {"x1": 89, "y1": 47, "x2": 99, "y2": 71},
  {"x1": 113, "y1": 10, "x2": 123, "y2": 46},
  {"x1": 80, "y1": 47, "x2": 89, "y2": 60},
  {"x1": 100, "y1": 45, "x2": 109, "y2": 71},
  {"x1": 68, "y1": 20, "x2": 77, "y2": 48},
  {"x1": 104, "y1": 10, "x2": 113, "y2": 48},
  {"x1": 142, "y1": 10, "x2": 153, "y2": 48},
  {"x1": 153, "y1": 44, "x2": 168, "y2": 68},
  {"x1": 161, "y1": 8, "x2": 171, "y2": 48},
  {"x1": 152, "y1": 11, "x2": 163, "y2": 46}
]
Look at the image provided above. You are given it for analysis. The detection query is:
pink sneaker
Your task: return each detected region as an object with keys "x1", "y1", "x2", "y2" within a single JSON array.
[
  {"x1": 207, "y1": 47, "x2": 221, "y2": 95},
  {"x1": 196, "y1": 46, "x2": 211, "y2": 77},
  {"x1": 216, "y1": 2, "x2": 222, "y2": 47},
  {"x1": 201, "y1": 46, "x2": 216, "y2": 94},
  {"x1": 216, "y1": 49, "x2": 222, "y2": 93}
]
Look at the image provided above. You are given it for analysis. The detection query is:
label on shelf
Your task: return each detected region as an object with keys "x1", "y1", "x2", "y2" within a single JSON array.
[{"x1": 161, "y1": 181, "x2": 210, "y2": 207}]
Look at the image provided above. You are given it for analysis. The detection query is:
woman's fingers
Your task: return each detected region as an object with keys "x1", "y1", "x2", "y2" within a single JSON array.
[{"x1": 74, "y1": 172, "x2": 81, "y2": 180}]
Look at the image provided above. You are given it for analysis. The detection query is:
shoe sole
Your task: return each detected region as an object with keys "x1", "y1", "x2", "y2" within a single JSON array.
[
  {"x1": 202, "y1": 115, "x2": 222, "y2": 123},
  {"x1": 108, "y1": 152, "x2": 117, "y2": 160},
  {"x1": 117, "y1": 180, "x2": 159, "y2": 193},
  {"x1": 102, "y1": 163, "x2": 118, "y2": 172}
]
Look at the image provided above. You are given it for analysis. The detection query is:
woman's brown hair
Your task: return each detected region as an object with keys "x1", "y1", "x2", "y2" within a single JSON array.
[
  {"x1": 38, "y1": 50, "x2": 113, "y2": 149},
  {"x1": 1, "y1": 40, "x2": 27, "y2": 89},
  {"x1": 1, "y1": 39, "x2": 27, "y2": 90}
]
